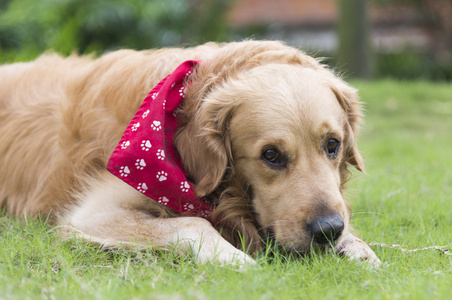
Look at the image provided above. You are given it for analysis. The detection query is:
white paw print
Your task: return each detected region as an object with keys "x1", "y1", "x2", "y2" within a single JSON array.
[
  {"x1": 142, "y1": 109, "x2": 150, "y2": 118},
  {"x1": 120, "y1": 141, "x2": 130, "y2": 149},
  {"x1": 183, "y1": 203, "x2": 194, "y2": 211},
  {"x1": 137, "y1": 183, "x2": 148, "y2": 193},
  {"x1": 185, "y1": 70, "x2": 192, "y2": 78},
  {"x1": 158, "y1": 196, "x2": 169, "y2": 205},
  {"x1": 119, "y1": 166, "x2": 130, "y2": 177},
  {"x1": 141, "y1": 140, "x2": 152, "y2": 151},
  {"x1": 156, "y1": 149, "x2": 165, "y2": 160},
  {"x1": 131, "y1": 122, "x2": 140, "y2": 131},
  {"x1": 151, "y1": 120, "x2": 161, "y2": 131},
  {"x1": 180, "y1": 181, "x2": 190, "y2": 192},
  {"x1": 135, "y1": 159, "x2": 146, "y2": 170},
  {"x1": 163, "y1": 99, "x2": 166, "y2": 109},
  {"x1": 156, "y1": 171, "x2": 168, "y2": 182},
  {"x1": 151, "y1": 92, "x2": 159, "y2": 100},
  {"x1": 173, "y1": 105, "x2": 182, "y2": 117},
  {"x1": 179, "y1": 87, "x2": 185, "y2": 97},
  {"x1": 201, "y1": 210, "x2": 211, "y2": 218}
]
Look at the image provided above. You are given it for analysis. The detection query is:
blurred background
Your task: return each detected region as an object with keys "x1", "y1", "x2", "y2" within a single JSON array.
[{"x1": 0, "y1": 0, "x2": 451, "y2": 80}]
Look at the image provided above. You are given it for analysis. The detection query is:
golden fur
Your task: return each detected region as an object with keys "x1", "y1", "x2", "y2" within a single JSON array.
[{"x1": 0, "y1": 41, "x2": 379, "y2": 264}]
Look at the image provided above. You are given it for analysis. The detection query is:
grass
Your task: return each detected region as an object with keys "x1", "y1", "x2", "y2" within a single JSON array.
[{"x1": 1, "y1": 80, "x2": 451, "y2": 299}]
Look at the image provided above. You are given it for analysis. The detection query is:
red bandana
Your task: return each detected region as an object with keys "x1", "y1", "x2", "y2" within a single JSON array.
[{"x1": 107, "y1": 60, "x2": 212, "y2": 218}]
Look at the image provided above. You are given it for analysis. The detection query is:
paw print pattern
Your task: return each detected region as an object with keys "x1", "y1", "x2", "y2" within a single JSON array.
[
  {"x1": 156, "y1": 149, "x2": 165, "y2": 160},
  {"x1": 121, "y1": 141, "x2": 130, "y2": 149},
  {"x1": 151, "y1": 120, "x2": 161, "y2": 131},
  {"x1": 158, "y1": 196, "x2": 169, "y2": 205},
  {"x1": 156, "y1": 171, "x2": 168, "y2": 182},
  {"x1": 137, "y1": 183, "x2": 148, "y2": 193},
  {"x1": 109, "y1": 62, "x2": 211, "y2": 218},
  {"x1": 180, "y1": 181, "x2": 190, "y2": 192},
  {"x1": 141, "y1": 140, "x2": 152, "y2": 151},
  {"x1": 119, "y1": 166, "x2": 130, "y2": 177},
  {"x1": 201, "y1": 210, "x2": 211, "y2": 218},
  {"x1": 183, "y1": 203, "x2": 194, "y2": 211},
  {"x1": 135, "y1": 159, "x2": 146, "y2": 170},
  {"x1": 131, "y1": 122, "x2": 140, "y2": 131},
  {"x1": 172, "y1": 105, "x2": 182, "y2": 117},
  {"x1": 179, "y1": 87, "x2": 186, "y2": 97}
]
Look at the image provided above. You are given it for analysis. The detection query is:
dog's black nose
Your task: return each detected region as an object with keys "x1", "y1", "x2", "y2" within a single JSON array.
[{"x1": 306, "y1": 215, "x2": 344, "y2": 244}]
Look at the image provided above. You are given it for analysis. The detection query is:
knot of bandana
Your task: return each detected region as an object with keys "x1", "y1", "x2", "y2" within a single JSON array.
[{"x1": 107, "y1": 60, "x2": 212, "y2": 218}]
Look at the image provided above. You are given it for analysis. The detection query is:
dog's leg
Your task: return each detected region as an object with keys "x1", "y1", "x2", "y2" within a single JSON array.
[
  {"x1": 60, "y1": 173, "x2": 254, "y2": 265},
  {"x1": 335, "y1": 233, "x2": 381, "y2": 266}
]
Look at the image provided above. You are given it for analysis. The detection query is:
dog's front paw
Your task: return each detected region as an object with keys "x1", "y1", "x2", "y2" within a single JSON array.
[
  {"x1": 213, "y1": 248, "x2": 256, "y2": 267},
  {"x1": 173, "y1": 217, "x2": 256, "y2": 267},
  {"x1": 335, "y1": 234, "x2": 381, "y2": 266},
  {"x1": 196, "y1": 241, "x2": 256, "y2": 267}
]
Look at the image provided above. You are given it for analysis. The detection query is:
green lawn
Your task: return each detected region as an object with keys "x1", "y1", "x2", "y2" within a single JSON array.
[{"x1": 1, "y1": 80, "x2": 451, "y2": 299}]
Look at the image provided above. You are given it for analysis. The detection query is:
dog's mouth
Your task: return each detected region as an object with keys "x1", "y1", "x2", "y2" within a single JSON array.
[
  {"x1": 265, "y1": 229, "x2": 277, "y2": 248},
  {"x1": 265, "y1": 228, "x2": 338, "y2": 256}
]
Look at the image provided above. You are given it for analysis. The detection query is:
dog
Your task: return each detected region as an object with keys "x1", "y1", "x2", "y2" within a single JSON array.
[{"x1": 0, "y1": 40, "x2": 380, "y2": 265}]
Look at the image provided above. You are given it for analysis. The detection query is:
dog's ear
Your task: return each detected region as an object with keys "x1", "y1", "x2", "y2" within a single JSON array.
[
  {"x1": 343, "y1": 128, "x2": 365, "y2": 173},
  {"x1": 174, "y1": 95, "x2": 234, "y2": 197},
  {"x1": 330, "y1": 79, "x2": 366, "y2": 173},
  {"x1": 348, "y1": 143, "x2": 365, "y2": 173}
]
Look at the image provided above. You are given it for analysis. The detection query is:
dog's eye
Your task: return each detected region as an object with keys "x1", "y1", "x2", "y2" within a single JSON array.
[
  {"x1": 325, "y1": 138, "x2": 340, "y2": 158},
  {"x1": 262, "y1": 149, "x2": 286, "y2": 168}
]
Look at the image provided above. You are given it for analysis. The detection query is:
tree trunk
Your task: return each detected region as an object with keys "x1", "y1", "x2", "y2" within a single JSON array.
[{"x1": 337, "y1": 0, "x2": 373, "y2": 78}]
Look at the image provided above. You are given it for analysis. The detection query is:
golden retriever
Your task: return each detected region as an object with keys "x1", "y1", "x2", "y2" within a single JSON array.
[{"x1": 0, "y1": 40, "x2": 380, "y2": 265}]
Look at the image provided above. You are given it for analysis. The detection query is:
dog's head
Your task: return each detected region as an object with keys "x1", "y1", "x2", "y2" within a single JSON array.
[{"x1": 175, "y1": 41, "x2": 364, "y2": 253}]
